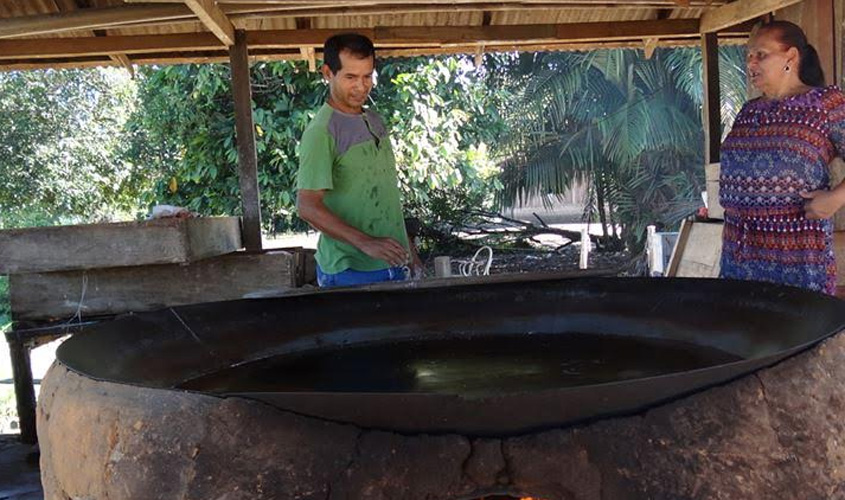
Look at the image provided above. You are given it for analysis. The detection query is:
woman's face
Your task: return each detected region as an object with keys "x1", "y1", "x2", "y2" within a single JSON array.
[{"x1": 746, "y1": 30, "x2": 797, "y2": 95}]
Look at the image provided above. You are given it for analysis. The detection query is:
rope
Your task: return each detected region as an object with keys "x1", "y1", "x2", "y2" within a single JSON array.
[
  {"x1": 59, "y1": 272, "x2": 88, "y2": 331},
  {"x1": 454, "y1": 246, "x2": 494, "y2": 277}
]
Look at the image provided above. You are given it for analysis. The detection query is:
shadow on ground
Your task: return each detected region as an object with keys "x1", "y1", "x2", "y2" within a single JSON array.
[{"x1": 0, "y1": 435, "x2": 42, "y2": 500}]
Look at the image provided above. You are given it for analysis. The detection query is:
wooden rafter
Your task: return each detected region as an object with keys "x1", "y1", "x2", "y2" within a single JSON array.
[
  {"x1": 0, "y1": 4, "x2": 193, "y2": 39},
  {"x1": 300, "y1": 46, "x2": 317, "y2": 71},
  {"x1": 48, "y1": 0, "x2": 137, "y2": 77},
  {"x1": 643, "y1": 37, "x2": 658, "y2": 58},
  {"x1": 0, "y1": 2, "x2": 729, "y2": 40},
  {"x1": 135, "y1": 0, "x2": 726, "y2": 5},
  {"x1": 111, "y1": 53, "x2": 136, "y2": 77},
  {"x1": 183, "y1": 0, "x2": 236, "y2": 46},
  {"x1": 369, "y1": 19, "x2": 702, "y2": 45},
  {"x1": 0, "y1": 36, "x2": 749, "y2": 71},
  {"x1": 700, "y1": 0, "x2": 803, "y2": 32},
  {"x1": 0, "y1": 20, "x2": 709, "y2": 61},
  {"x1": 0, "y1": 33, "x2": 221, "y2": 60}
]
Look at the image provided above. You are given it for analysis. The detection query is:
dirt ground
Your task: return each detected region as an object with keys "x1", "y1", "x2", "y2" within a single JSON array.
[{"x1": 477, "y1": 246, "x2": 632, "y2": 275}]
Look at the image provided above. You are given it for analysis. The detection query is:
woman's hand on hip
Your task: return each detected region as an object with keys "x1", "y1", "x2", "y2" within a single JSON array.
[{"x1": 800, "y1": 190, "x2": 844, "y2": 219}]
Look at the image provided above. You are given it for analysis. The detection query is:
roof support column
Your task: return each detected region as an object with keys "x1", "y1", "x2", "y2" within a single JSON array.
[
  {"x1": 229, "y1": 29, "x2": 263, "y2": 252},
  {"x1": 701, "y1": 32, "x2": 721, "y2": 164}
]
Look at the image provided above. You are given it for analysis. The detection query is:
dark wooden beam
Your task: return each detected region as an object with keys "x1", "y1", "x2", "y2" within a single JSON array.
[
  {"x1": 701, "y1": 32, "x2": 721, "y2": 164},
  {"x1": 700, "y1": 0, "x2": 803, "y2": 32},
  {"x1": 0, "y1": 4, "x2": 193, "y2": 39},
  {"x1": 0, "y1": 19, "x2": 712, "y2": 61},
  {"x1": 7, "y1": 339, "x2": 36, "y2": 444},
  {"x1": 229, "y1": 30, "x2": 263, "y2": 252},
  {"x1": 184, "y1": 0, "x2": 236, "y2": 46},
  {"x1": 0, "y1": 32, "x2": 222, "y2": 60}
]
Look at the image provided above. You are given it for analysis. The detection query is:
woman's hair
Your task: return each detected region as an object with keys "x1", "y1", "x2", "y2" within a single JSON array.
[{"x1": 758, "y1": 20, "x2": 825, "y2": 87}]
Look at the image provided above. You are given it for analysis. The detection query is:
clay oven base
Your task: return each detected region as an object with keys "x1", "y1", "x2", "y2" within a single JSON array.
[{"x1": 38, "y1": 331, "x2": 845, "y2": 500}]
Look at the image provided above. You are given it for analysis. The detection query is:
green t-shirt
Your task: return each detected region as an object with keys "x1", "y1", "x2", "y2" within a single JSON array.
[{"x1": 297, "y1": 103, "x2": 409, "y2": 274}]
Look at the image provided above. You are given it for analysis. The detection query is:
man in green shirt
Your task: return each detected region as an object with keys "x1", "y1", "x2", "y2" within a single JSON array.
[{"x1": 296, "y1": 33, "x2": 420, "y2": 287}]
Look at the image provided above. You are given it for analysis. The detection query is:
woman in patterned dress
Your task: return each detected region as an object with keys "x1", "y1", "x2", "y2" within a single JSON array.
[{"x1": 719, "y1": 21, "x2": 845, "y2": 295}]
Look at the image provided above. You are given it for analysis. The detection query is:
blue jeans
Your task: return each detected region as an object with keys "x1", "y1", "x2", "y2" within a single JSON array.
[{"x1": 316, "y1": 265, "x2": 407, "y2": 288}]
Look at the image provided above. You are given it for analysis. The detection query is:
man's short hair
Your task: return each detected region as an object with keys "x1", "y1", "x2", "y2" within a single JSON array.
[{"x1": 323, "y1": 33, "x2": 375, "y2": 73}]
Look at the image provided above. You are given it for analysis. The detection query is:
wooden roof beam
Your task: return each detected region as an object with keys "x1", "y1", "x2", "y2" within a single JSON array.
[
  {"x1": 0, "y1": 36, "x2": 751, "y2": 71},
  {"x1": 0, "y1": 2, "x2": 724, "y2": 40},
  {"x1": 110, "y1": 53, "x2": 136, "y2": 77},
  {"x1": 0, "y1": 4, "x2": 193, "y2": 39},
  {"x1": 700, "y1": 0, "x2": 803, "y2": 32},
  {"x1": 367, "y1": 19, "x2": 701, "y2": 45},
  {"x1": 183, "y1": 0, "x2": 236, "y2": 46},
  {"x1": 0, "y1": 33, "x2": 222, "y2": 60},
  {"x1": 216, "y1": 0, "x2": 721, "y2": 4},
  {"x1": 0, "y1": 19, "x2": 718, "y2": 61},
  {"x1": 300, "y1": 46, "x2": 317, "y2": 71}
]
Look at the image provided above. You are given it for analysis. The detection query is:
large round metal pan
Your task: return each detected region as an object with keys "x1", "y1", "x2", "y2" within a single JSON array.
[{"x1": 57, "y1": 276, "x2": 845, "y2": 435}]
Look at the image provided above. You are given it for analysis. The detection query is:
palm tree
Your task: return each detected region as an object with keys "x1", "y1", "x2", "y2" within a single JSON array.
[{"x1": 496, "y1": 46, "x2": 746, "y2": 249}]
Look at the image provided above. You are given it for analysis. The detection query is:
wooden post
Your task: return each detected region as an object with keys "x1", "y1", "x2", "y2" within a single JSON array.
[
  {"x1": 229, "y1": 29, "x2": 263, "y2": 252},
  {"x1": 777, "y1": 0, "x2": 836, "y2": 83},
  {"x1": 8, "y1": 339, "x2": 37, "y2": 444},
  {"x1": 701, "y1": 32, "x2": 721, "y2": 164}
]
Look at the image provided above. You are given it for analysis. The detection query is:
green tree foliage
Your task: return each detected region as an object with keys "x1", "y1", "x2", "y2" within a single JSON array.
[
  {"x1": 0, "y1": 68, "x2": 136, "y2": 223},
  {"x1": 374, "y1": 56, "x2": 508, "y2": 228},
  {"x1": 124, "y1": 62, "x2": 326, "y2": 230},
  {"x1": 497, "y1": 47, "x2": 747, "y2": 249},
  {"x1": 125, "y1": 57, "x2": 506, "y2": 233}
]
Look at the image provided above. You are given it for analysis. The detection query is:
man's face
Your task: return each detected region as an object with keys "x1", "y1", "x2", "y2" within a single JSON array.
[{"x1": 323, "y1": 50, "x2": 374, "y2": 113}]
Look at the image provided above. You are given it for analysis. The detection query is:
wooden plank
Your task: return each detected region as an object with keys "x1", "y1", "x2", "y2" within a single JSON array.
[
  {"x1": 9, "y1": 251, "x2": 298, "y2": 322},
  {"x1": 837, "y1": 0, "x2": 844, "y2": 85},
  {"x1": 705, "y1": 162, "x2": 724, "y2": 220},
  {"x1": 0, "y1": 4, "x2": 193, "y2": 39},
  {"x1": 0, "y1": 32, "x2": 222, "y2": 60},
  {"x1": 373, "y1": 19, "x2": 702, "y2": 45},
  {"x1": 230, "y1": 2, "x2": 731, "y2": 19},
  {"x1": 0, "y1": 1, "x2": 732, "y2": 41},
  {"x1": 665, "y1": 219, "x2": 691, "y2": 277},
  {"x1": 700, "y1": 0, "x2": 804, "y2": 32},
  {"x1": 47, "y1": 0, "x2": 139, "y2": 78},
  {"x1": 151, "y1": 0, "x2": 729, "y2": 4},
  {"x1": 229, "y1": 30, "x2": 263, "y2": 252},
  {"x1": 109, "y1": 53, "x2": 135, "y2": 77},
  {"x1": 701, "y1": 32, "x2": 721, "y2": 164},
  {"x1": 666, "y1": 221, "x2": 723, "y2": 278},
  {"x1": 832, "y1": 158, "x2": 845, "y2": 231},
  {"x1": 776, "y1": 0, "x2": 836, "y2": 84},
  {"x1": 184, "y1": 0, "x2": 236, "y2": 46},
  {"x1": 643, "y1": 37, "x2": 658, "y2": 58},
  {"x1": 835, "y1": 231, "x2": 845, "y2": 285},
  {"x1": 0, "y1": 216, "x2": 242, "y2": 274},
  {"x1": 0, "y1": 35, "x2": 752, "y2": 71},
  {"x1": 0, "y1": 19, "x2": 703, "y2": 61},
  {"x1": 300, "y1": 46, "x2": 316, "y2": 71}
]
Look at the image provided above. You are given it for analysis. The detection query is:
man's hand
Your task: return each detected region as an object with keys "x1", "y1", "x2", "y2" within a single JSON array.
[
  {"x1": 358, "y1": 236, "x2": 409, "y2": 267},
  {"x1": 800, "y1": 190, "x2": 845, "y2": 219}
]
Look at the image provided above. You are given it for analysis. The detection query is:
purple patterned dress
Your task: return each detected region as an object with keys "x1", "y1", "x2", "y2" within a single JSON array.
[{"x1": 719, "y1": 85, "x2": 845, "y2": 295}]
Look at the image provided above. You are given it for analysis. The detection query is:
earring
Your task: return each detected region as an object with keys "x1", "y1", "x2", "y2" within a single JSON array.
[{"x1": 784, "y1": 65, "x2": 791, "y2": 72}]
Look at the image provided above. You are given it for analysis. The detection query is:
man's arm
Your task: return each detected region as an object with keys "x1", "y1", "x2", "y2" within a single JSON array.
[{"x1": 297, "y1": 189, "x2": 409, "y2": 267}]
